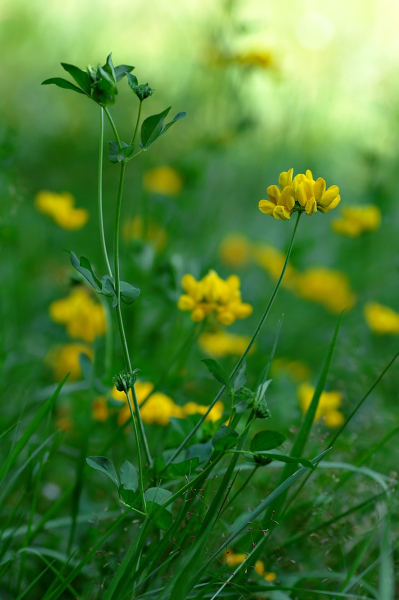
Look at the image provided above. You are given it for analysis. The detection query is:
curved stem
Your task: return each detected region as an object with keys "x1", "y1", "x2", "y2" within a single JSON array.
[
  {"x1": 124, "y1": 391, "x2": 146, "y2": 512},
  {"x1": 130, "y1": 100, "x2": 142, "y2": 146},
  {"x1": 166, "y1": 211, "x2": 302, "y2": 467},
  {"x1": 104, "y1": 107, "x2": 122, "y2": 150},
  {"x1": 98, "y1": 108, "x2": 113, "y2": 278}
]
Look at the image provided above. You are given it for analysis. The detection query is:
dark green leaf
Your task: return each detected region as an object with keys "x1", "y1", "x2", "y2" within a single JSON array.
[
  {"x1": 154, "y1": 455, "x2": 200, "y2": 478},
  {"x1": 120, "y1": 281, "x2": 140, "y2": 304},
  {"x1": 201, "y1": 358, "x2": 232, "y2": 389},
  {"x1": 160, "y1": 111, "x2": 186, "y2": 136},
  {"x1": 41, "y1": 78, "x2": 86, "y2": 95},
  {"x1": 140, "y1": 107, "x2": 171, "y2": 148},
  {"x1": 185, "y1": 441, "x2": 213, "y2": 464},
  {"x1": 120, "y1": 460, "x2": 138, "y2": 492},
  {"x1": 108, "y1": 140, "x2": 131, "y2": 164},
  {"x1": 70, "y1": 252, "x2": 102, "y2": 291},
  {"x1": 233, "y1": 360, "x2": 247, "y2": 391},
  {"x1": 115, "y1": 64, "x2": 134, "y2": 82},
  {"x1": 86, "y1": 456, "x2": 119, "y2": 488},
  {"x1": 145, "y1": 487, "x2": 173, "y2": 530},
  {"x1": 212, "y1": 424, "x2": 239, "y2": 452},
  {"x1": 78, "y1": 352, "x2": 93, "y2": 384},
  {"x1": 252, "y1": 450, "x2": 314, "y2": 469},
  {"x1": 61, "y1": 63, "x2": 91, "y2": 94},
  {"x1": 250, "y1": 430, "x2": 286, "y2": 453},
  {"x1": 103, "y1": 53, "x2": 116, "y2": 83}
]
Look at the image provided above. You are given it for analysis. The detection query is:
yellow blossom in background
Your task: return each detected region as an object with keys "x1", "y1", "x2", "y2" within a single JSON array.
[
  {"x1": 332, "y1": 205, "x2": 381, "y2": 237},
  {"x1": 293, "y1": 267, "x2": 356, "y2": 313},
  {"x1": 259, "y1": 169, "x2": 341, "y2": 220},
  {"x1": 364, "y1": 302, "x2": 399, "y2": 334},
  {"x1": 178, "y1": 270, "x2": 252, "y2": 325},
  {"x1": 49, "y1": 287, "x2": 106, "y2": 342},
  {"x1": 219, "y1": 234, "x2": 252, "y2": 268},
  {"x1": 35, "y1": 190, "x2": 89, "y2": 230},
  {"x1": 252, "y1": 243, "x2": 298, "y2": 289},
  {"x1": 183, "y1": 400, "x2": 224, "y2": 422},
  {"x1": 271, "y1": 358, "x2": 310, "y2": 382},
  {"x1": 198, "y1": 330, "x2": 252, "y2": 358},
  {"x1": 224, "y1": 550, "x2": 275, "y2": 580},
  {"x1": 123, "y1": 216, "x2": 167, "y2": 252},
  {"x1": 298, "y1": 382, "x2": 344, "y2": 428},
  {"x1": 143, "y1": 166, "x2": 183, "y2": 196},
  {"x1": 92, "y1": 396, "x2": 109, "y2": 421},
  {"x1": 46, "y1": 343, "x2": 93, "y2": 381},
  {"x1": 233, "y1": 49, "x2": 274, "y2": 69},
  {"x1": 55, "y1": 408, "x2": 73, "y2": 432}
]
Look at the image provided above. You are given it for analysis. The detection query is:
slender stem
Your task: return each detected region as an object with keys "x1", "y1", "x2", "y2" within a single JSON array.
[
  {"x1": 98, "y1": 108, "x2": 113, "y2": 278},
  {"x1": 130, "y1": 100, "x2": 142, "y2": 146},
  {"x1": 113, "y1": 162, "x2": 153, "y2": 467},
  {"x1": 165, "y1": 211, "x2": 302, "y2": 467},
  {"x1": 126, "y1": 149, "x2": 145, "y2": 163},
  {"x1": 104, "y1": 107, "x2": 122, "y2": 150},
  {"x1": 124, "y1": 391, "x2": 146, "y2": 512}
]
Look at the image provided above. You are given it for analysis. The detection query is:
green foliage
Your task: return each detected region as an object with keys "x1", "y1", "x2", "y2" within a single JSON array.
[{"x1": 201, "y1": 357, "x2": 232, "y2": 388}]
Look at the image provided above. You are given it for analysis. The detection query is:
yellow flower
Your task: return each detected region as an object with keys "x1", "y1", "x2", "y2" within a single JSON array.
[
  {"x1": 183, "y1": 401, "x2": 224, "y2": 422},
  {"x1": 259, "y1": 169, "x2": 341, "y2": 220},
  {"x1": 364, "y1": 302, "x2": 399, "y2": 335},
  {"x1": 198, "y1": 330, "x2": 252, "y2": 358},
  {"x1": 298, "y1": 381, "x2": 344, "y2": 428},
  {"x1": 115, "y1": 382, "x2": 184, "y2": 427},
  {"x1": 92, "y1": 396, "x2": 109, "y2": 421},
  {"x1": 49, "y1": 287, "x2": 106, "y2": 343},
  {"x1": 252, "y1": 243, "x2": 298, "y2": 289},
  {"x1": 35, "y1": 190, "x2": 89, "y2": 230},
  {"x1": 219, "y1": 234, "x2": 252, "y2": 268},
  {"x1": 143, "y1": 166, "x2": 183, "y2": 196},
  {"x1": 224, "y1": 550, "x2": 247, "y2": 568},
  {"x1": 293, "y1": 267, "x2": 356, "y2": 313},
  {"x1": 55, "y1": 408, "x2": 73, "y2": 432},
  {"x1": 46, "y1": 343, "x2": 93, "y2": 381},
  {"x1": 178, "y1": 270, "x2": 252, "y2": 326},
  {"x1": 233, "y1": 49, "x2": 274, "y2": 69},
  {"x1": 123, "y1": 216, "x2": 168, "y2": 252},
  {"x1": 271, "y1": 358, "x2": 310, "y2": 382},
  {"x1": 332, "y1": 205, "x2": 381, "y2": 237},
  {"x1": 265, "y1": 572, "x2": 277, "y2": 582}
]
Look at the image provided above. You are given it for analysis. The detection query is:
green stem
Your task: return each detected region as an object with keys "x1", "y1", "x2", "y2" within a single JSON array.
[
  {"x1": 98, "y1": 108, "x2": 113, "y2": 277},
  {"x1": 124, "y1": 391, "x2": 146, "y2": 513},
  {"x1": 130, "y1": 100, "x2": 142, "y2": 146},
  {"x1": 104, "y1": 107, "x2": 122, "y2": 150},
  {"x1": 113, "y1": 162, "x2": 153, "y2": 468},
  {"x1": 166, "y1": 211, "x2": 302, "y2": 466}
]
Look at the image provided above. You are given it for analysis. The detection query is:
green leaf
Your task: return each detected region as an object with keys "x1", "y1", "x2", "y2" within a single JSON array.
[
  {"x1": 108, "y1": 140, "x2": 133, "y2": 164},
  {"x1": 250, "y1": 430, "x2": 286, "y2": 453},
  {"x1": 70, "y1": 252, "x2": 102, "y2": 291},
  {"x1": 86, "y1": 456, "x2": 119, "y2": 488},
  {"x1": 61, "y1": 63, "x2": 91, "y2": 94},
  {"x1": 154, "y1": 455, "x2": 200, "y2": 478},
  {"x1": 160, "y1": 111, "x2": 186, "y2": 136},
  {"x1": 41, "y1": 78, "x2": 86, "y2": 95},
  {"x1": 114, "y1": 64, "x2": 134, "y2": 82},
  {"x1": 252, "y1": 450, "x2": 314, "y2": 469},
  {"x1": 145, "y1": 487, "x2": 173, "y2": 530},
  {"x1": 78, "y1": 352, "x2": 93, "y2": 384},
  {"x1": 252, "y1": 380, "x2": 272, "y2": 419},
  {"x1": 103, "y1": 53, "x2": 116, "y2": 83},
  {"x1": 140, "y1": 107, "x2": 170, "y2": 148},
  {"x1": 201, "y1": 358, "x2": 232, "y2": 389},
  {"x1": 120, "y1": 281, "x2": 140, "y2": 304},
  {"x1": 185, "y1": 441, "x2": 213, "y2": 464},
  {"x1": 233, "y1": 360, "x2": 247, "y2": 391},
  {"x1": 120, "y1": 460, "x2": 138, "y2": 492},
  {"x1": 212, "y1": 424, "x2": 239, "y2": 452}
]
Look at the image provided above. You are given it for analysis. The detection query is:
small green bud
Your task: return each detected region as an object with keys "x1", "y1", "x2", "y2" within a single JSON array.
[
  {"x1": 251, "y1": 380, "x2": 272, "y2": 419},
  {"x1": 253, "y1": 454, "x2": 273, "y2": 466},
  {"x1": 127, "y1": 73, "x2": 154, "y2": 101},
  {"x1": 113, "y1": 369, "x2": 140, "y2": 394}
]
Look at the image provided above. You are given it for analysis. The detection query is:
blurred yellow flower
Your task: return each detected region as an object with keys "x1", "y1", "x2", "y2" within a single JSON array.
[
  {"x1": 199, "y1": 330, "x2": 251, "y2": 358},
  {"x1": 332, "y1": 205, "x2": 381, "y2": 237},
  {"x1": 298, "y1": 381, "x2": 344, "y2": 428},
  {"x1": 92, "y1": 396, "x2": 109, "y2": 421},
  {"x1": 49, "y1": 287, "x2": 106, "y2": 342},
  {"x1": 293, "y1": 267, "x2": 356, "y2": 313},
  {"x1": 46, "y1": 343, "x2": 93, "y2": 381},
  {"x1": 364, "y1": 302, "x2": 399, "y2": 335},
  {"x1": 224, "y1": 550, "x2": 275, "y2": 580},
  {"x1": 178, "y1": 270, "x2": 252, "y2": 325},
  {"x1": 143, "y1": 166, "x2": 183, "y2": 196},
  {"x1": 35, "y1": 190, "x2": 89, "y2": 230},
  {"x1": 123, "y1": 216, "x2": 167, "y2": 251},
  {"x1": 55, "y1": 408, "x2": 73, "y2": 432},
  {"x1": 252, "y1": 243, "x2": 298, "y2": 289},
  {"x1": 259, "y1": 169, "x2": 340, "y2": 220},
  {"x1": 219, "y1": 234, "x2": 252, "y2": 268},
  {"x1": 233, "y1": 49, "x2": 274, "y2": 69},
  {"x1": 183, "y1": 400, "x2": 224, "y2": 422},
  {"x1": 271, "y1": 358, "x2": 310, "y2": 382}
]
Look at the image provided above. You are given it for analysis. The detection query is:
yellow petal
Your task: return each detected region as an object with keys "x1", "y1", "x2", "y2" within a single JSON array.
[
  {"x1": 273, "y1": 205, "x2": 291, "y2": 220},
  {"x1": 259, "y1": 199, "x2": 276, "y2": 215},
  {"x1": 266, "y1": 185, "x2": 280, "y2": 204},
  {"x1": 313, "y1": 178, "x2": 326, "y2": 202}
]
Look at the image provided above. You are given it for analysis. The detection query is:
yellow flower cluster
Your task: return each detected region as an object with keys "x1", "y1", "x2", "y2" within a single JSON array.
[
  {"x1": 298, "y1": 382, "x2": 344, "y2": 428},
  {"x1": 143, "y1": 166, "x2": 183, "y2": 196},
  {"x1": 332, "y1": 205, "x2": 381, "y2": 237},
  {"x1": 233, "y1": 49, "x2": 274, "y2": 70},
  {"x1": 294, "y1": 267, "x2": 356, "y2": 313},
  {"x1": 49, "y1": 287, "x2": 106, "y2": 343},
  {"x1": 178, "y1": 270, "x2": 253, "y2": 325},
  {"x1": 123, "y1": 216, "x2": 168, "y2": 252},
  {"x1": 364, "y1": 302, "x2": 399, "y2": 335},
  {"x1": 198, "y1": 330, "x2": 252, "y2": 358},
  {"x1": 46, "y1": 343, "x2": 92, "y2": 381},
  {"x1": 35, "y1": 191, "x2": 89, "y2": 230},
  {"x1": 105, "y1": 381, "x2": 224, "y2": 427},
  {"x1": 219, "y1": 234, "x2": 252, "y2": 268},
  {"x1": 224, "y1": 549, "x2": 276, "y2": 582},
  {"x1": 259, "y1": 169, "x2": 341, "y2": 220}
]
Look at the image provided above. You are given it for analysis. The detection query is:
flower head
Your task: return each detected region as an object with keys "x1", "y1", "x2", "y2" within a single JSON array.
[
  {"x1": 178, "y1": 270, "x2": 252, "y2": 325},
  {"x1": 259, "y1": 169, "x2": 341, "y2": 220},
  {"x1": 46, "y1": 343, "x2": 92, "y2": 381},
  {"x1": 123, "y1": 216, "x2": 167, "y2": 252},
  {"x1": 219, "y1": 234, "x2": 251, "y2": 268},
  {"x1": 332, "y1": 205, "x2": 381, "y2": 237},
  {"x1": 293, "y1": 267, "x2": 356, "y2": 313},
  {"x1": 198, "y1": 330, "x2": 252, "y2": 358},
  {"x1": 143, "y1": 166, "x2": 183, "y2": 196},
  {"x1": 298, "y1": 382, "x2": 344, "y2": 428},
  {"x1": 35, "y1": 191, "x2": 88, "y2": 230},
  {"x1": 49, "y1": 287, "x2": 106, "y2": 343},
  {"x1": 364, "y1": 302, "x2": 399, "y2": 335}
]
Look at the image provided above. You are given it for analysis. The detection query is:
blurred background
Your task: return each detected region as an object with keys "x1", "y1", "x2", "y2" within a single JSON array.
[{"x1": 1, "y1": 0, "x2": 399, "y2": 459}]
